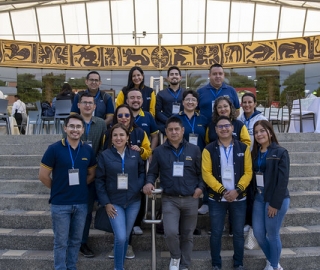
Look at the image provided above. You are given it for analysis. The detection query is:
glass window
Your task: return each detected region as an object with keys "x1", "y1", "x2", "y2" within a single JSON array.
[
  {"x1": 62, "y1": 4, "x2": 87, "y2": 35},
  {"x1": 279, "y1": 7, "x2": 305, "y2": 38},
  {"x1": 183, "y1": 0, "x2": 205, "y2": 34},
  {"x1": 254, "y1": 4, "x2": 279, "y2": 41},
  {"x1": 111, "y1": 0, "x2": 134, "y2": 34},
  {"x1": 135, "y1": 0, "x2": 157, "y2": 36},
  {"x1": 0, "y1": 13, "x2": 13, "y2": 39},
  {"x1": 305, "y1": 9, "x2": 320, "y2": 36},
  {"x1": 11, "y1": 9, "x2": 38, "y2": 41},
  {"x1": 183, "y1": 69, "x2": 208, "y2": 90}
]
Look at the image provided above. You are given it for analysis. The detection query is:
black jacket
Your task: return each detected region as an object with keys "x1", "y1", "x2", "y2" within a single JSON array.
[
  {"x1": 252, "y1": 142, "x2": 290, "y2": 209},
  {"x1": 146, "y1": 139, "x2": 205, "y2": 196}
]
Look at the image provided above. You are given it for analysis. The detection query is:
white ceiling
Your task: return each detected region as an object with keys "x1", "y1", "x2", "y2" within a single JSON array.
[{"x1": 0, "y1": 0, "x2": 320, "y2": 45}]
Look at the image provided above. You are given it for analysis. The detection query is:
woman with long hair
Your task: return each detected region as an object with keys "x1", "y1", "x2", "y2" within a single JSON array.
[{"x1": 252, "y1": 120, "x2": 290, "y2": 270}]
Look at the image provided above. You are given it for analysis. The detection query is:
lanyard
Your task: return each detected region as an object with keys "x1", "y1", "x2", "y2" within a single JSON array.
[
  {"x1": 244, "y1": 114, "x2": 255, "y2": 129},
  {"x1": 121, "y1": 156, "x2": 125, "y2": 173},
  {"x1": 223, "y1": 144, "x2": 232, "y2": 165},
  {"x1": 168, "y1": 88, "x2": 181, "y2": 101},
  {"x1": 135, "y1": 115, "x2": 141, "y2": 123},
  {"x1": 172, "y1": 146, "x2": 184, "y2": 161},
  {"x1": 258, "y1": 149, "x2": 268, "y2": 172},
  {"x1": 184, "y1": 114, "x2": 196, "y2": 133},
  {"x1": 210, "y1": 88, "x2": 222, "y2": 100},
  {"x1": 66, "y1": 139, "x2": 81, "y2": 169},
  {"x1": 85, "y1": 120, "x2": 92, "y2": 138}
]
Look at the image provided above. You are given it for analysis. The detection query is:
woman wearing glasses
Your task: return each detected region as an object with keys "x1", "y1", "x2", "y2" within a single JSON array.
[
  {"x1": 95, "y1": 123, "x2": 146, "y2": 270},
  {"x1": 251, "y1": 120, "x2": 289, "y2": 270},
  {"x1": 116, "y1": 67, "x2": 156, "y2": 117},
  {"x1": 174, "y1": 90, "x2": 207, "y2": 151}
]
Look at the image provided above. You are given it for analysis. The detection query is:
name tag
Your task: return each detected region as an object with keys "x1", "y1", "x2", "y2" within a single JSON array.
[
  {"x1": 68, "y1": 169, "x2": 80, "y2": 186},
  {"x1": 222, "y1": 166, "x2": 233, "y2": 181},
  {"x1": 189, "y1": 133, "x2": 198, "y2": 146},
  {"x1": 172, "y1": 102, "x2": 180, "y2": 114},
  {"x1": 256, "y1": 172, "x2": 264, "y2": 187},
  {"x1": 117, "y1": 173, "x2": 128, "y2": 190},
  {"x1": 173, "y1": 162, "x2": 184, "y2": 177}
]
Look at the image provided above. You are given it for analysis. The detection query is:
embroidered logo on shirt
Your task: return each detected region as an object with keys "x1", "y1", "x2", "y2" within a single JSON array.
[
  {"x1": 142, "y1": 123, "x2": 148, "y2": 126},
  {"x1": 147, "y1": 97, "x2": 151, "y2": 100},
  {"x1": 232, "y1": 132, "x2": 238, "y2": 137},
  {"x1": 137, "y1": 140, "x2": 141, "y2": 143},
  {"x1": 186, "y1": 156, "x2": 193, "y2": 161},
  {"x1": 237, "y1": 153, "x2": 244, "y2": 157},
  {"x1": 82, "y1": 158, "x2": 88, "y2": 160}
]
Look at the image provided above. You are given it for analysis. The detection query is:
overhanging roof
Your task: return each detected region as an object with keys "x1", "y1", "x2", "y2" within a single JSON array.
[{"x1": 0, "y1": 0, "x2": 320, "y2": 45}]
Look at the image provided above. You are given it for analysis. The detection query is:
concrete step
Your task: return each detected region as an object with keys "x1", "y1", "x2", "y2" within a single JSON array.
[
  {"x1": 0, "y1": 180, "x2": 49, "y2": 194},
  {"x1": 289, "y1": 152, "x2": 320, "y2": 164},
  {"x1": 1, "y1": 206, "x2": 320, "y2": 230},
  {"x1": 288, "y1": 177, "x2": 320, "y2": 192},
  {"x1": 0, "y1": 167, "x2": 39, "y2": 180},
  {"x1": 0, "y1": 155, "x2": 41, "y2": 166},
  {"x1": 0, "y1": 225, "x2": 320, "y2": 253},
  {"x1": 289, "y1": 163, "x2": 320, "y2": 177},
  {"x1": 1, "y1": 246, "x2": 320, "y2": 270},
  {"x1": 282, "y1": 141, "x2": 320, "y2": 152},
  {"x1": 277, "y1": 132, "x2": 320, "y2": 142}
]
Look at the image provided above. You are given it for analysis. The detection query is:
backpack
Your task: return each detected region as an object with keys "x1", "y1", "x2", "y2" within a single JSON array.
[{"x1": 41, "y1": 102, "x2": 55, "y2": 117}]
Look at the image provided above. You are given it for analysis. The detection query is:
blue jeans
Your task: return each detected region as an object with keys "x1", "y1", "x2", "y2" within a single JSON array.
[
  {"x1": 82, "y1": 182, "x2": 96, "y2": 244},
  {"x1": 208, "y1": 199, "x2": 246, "y2": 268},
  {"x1": 252, "y1": 188, "x2": 290, "y2": 268},
  {"x1": 109, "y1": 200, "x2": 140, "y2": 270},
  {"x1": 51, "y1": 204, "x2": 87, "y2": 270}
]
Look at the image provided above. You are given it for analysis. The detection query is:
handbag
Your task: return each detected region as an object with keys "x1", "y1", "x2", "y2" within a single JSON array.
[
  {"x1": 94, "y1": 206, "x2": 113, "y2": 233},
  {"x1": 244, "y1": 227, "x2": 260, "y2": 250}
]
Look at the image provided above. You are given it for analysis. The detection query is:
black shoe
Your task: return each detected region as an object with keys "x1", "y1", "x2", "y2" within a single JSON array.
[
  {"x1": 193, "y1": 227, "x2": 202, "y2": 235},
  {"x1": 80, "y1": 243, "x2": 95, "y2": 258}
]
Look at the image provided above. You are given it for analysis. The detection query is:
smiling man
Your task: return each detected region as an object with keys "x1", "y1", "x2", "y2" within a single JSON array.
[
  {"x1": 71, "y1": 71, "x2": 114, "y2": 125},
  {"x1": 39, "y1": 114, "x2": 97, "y2": 270}
]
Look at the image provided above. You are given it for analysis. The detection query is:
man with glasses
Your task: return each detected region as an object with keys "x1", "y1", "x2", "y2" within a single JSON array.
[
  {"x1": 76, "y1": 92, "x2": 107, "y2": 258},
  {"x1": 71, "y1": 71, "x2": 114, "y2": 125},
  {"x1": 156, "y1": 66, "x2": 185, "y2": 134},
  {"x1": 202, "y1": 116, "x2": 252, "y2": 270},
  {"x1": 197, "y1": 64, "x2": 240, "y2": 124},
  {"x1": 39, "y1": 114, "x2": 97, "y2": 270}
]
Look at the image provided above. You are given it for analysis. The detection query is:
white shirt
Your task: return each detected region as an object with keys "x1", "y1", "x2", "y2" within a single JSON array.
[{"x1": 12, "y1": 99, "x2": 26, "y2": 115}]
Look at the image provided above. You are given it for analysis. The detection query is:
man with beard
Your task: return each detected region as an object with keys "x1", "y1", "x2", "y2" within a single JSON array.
[
  {"x1": 197, "y1": 64, "x2": 240, "y2": 125},
  {"x1": 155, "y1": 66, "x2": 185, "y2": 134}
]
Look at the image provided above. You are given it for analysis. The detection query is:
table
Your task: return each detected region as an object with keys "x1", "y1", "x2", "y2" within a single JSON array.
[{"x1": 288, "y1": 97, "x2": 320, "y2": 133}]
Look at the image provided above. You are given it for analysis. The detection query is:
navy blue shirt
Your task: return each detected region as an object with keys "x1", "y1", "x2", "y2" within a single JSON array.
[{"x1": 134, "y1": 109, "x2": 158, "y2": 137}]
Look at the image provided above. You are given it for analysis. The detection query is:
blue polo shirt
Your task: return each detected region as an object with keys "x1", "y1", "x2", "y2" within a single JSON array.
[
  {"x1": 134, "y1": 109, "x2": 159, "y2": 137},
  {"x1": 197, "y1": 83, "x2": 240, "y2": 124},
  {"x1": 40, "y1": 139, "x2": 97, "y2": 205},
  {"x1": 71, "y1": 89, "x2": 114, "y2": 119},
  {"x1": 174, "y1": 111, "x2": 207, "y2": 151}
]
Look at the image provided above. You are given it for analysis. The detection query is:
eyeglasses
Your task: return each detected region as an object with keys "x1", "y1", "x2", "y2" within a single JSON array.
[
  {"x1": 80, "y1": 101, "x2": 94, "y2": 106},
  {"x1": 184, "y1": 98, "x2": 197, "y2": 103},
  {"x1": 216, "y1": 124, "x2": 232, "y2": 129},
  {"x1": 67, "y1": 125, "x2": 83, "y2": 130},
  {"x1": 117, "y1": 113, "x2": 130, "y2": 118},
  {"x1": 88, "y1": 78, "x2": 100, "y2": 83}
]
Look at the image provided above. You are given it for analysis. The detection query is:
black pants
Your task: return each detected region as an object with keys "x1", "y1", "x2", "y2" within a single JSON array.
[{"x1": 14, "y1": 113, "x2": 25, "y2": 134}]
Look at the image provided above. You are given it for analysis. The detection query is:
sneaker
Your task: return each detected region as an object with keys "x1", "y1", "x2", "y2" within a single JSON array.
[
  {"x1": 243, "y1": 224, "x2": 250, "y2": 232},
  {"x1": 264, "y1": 260, "x2": 283, "y2": 270},
  {"x1": 229, "y1": 229, "x2": 233, "y2": 237},
  {"x1": 132, "y1": 226, "x2": 143, "y2": 235},
  {"x1": 125, "y1": 245, "x2": 135, "y2": 259},
  {"x1": 234, "y1": 266, "x2": 246, "y2": 270},
  {"x1": 198, "y1": 204, "x2": 209, "y2": 215},
  {"x1": 212, "y1": 266, "x2": 221, "y2": 270},
  {"x1": 107, "y1": 248, "x2": 114, "y2": 259},
  {"x1": 79, "y1": 243, "x2": 94, "y2": 258},
  {"x1": 169, "y1": 258, "x2": 180, "y2": 270}
]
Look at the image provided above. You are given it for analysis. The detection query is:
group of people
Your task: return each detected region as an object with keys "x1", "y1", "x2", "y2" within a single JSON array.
[{"x1": 38, "y1": 64, "x2": 290, "y2": 270}]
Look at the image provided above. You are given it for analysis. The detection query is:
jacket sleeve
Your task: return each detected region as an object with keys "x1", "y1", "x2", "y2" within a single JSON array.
[
  {"x1": 139, "y1": 132, "x2": 152, "y2": 160},
  {"x1": 116, "y1": 90, "x2": 124, "y2": 108},
  {"x1": 202, "y1": 148, "x2": 226, "y2": 194},
  {"x1": 240, "y1": 125, "x2": 251, "y2": 147},
  {"x1": 270, "y1": 149, "x2": 290, "y2": 209},
  {"x1": 205, "y1": 127, "x2": 210, "y2": 145},
  {"x1": 237, "y1": 145, "x2": 253, "y2": 192},
  {"x1": 195, "y1": 147, "x2": 205, "y2": 191},
  {"x1": 138, "y1": 156, "x2": 146, "y2": 187},
  {"x1": 155, "y1": 93, "x2": 168, "y2": 124},
  {"x1": 95, "y1": 154, "x2": 111, "y2": 206},
  {"x1": 146, "y1": 148, "x2": 160, "y2": 185},
  {"x1": 149, "y1": 91, "x2": 156, "y2": 117}
]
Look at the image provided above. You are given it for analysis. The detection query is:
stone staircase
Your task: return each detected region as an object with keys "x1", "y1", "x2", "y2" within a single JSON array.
[{"x1": 0, "y1": 134, "x2": 320, "y2": 270}]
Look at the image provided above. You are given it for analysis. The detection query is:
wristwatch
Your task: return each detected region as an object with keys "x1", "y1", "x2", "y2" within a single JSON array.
[{"x1": 235, "y1": 187, "x2": 242, "y2": 195}]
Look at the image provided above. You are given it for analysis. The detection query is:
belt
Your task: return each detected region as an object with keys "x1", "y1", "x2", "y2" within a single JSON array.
[{"x1": 163, "y1": 193, "x2": 192, "y2": 198}]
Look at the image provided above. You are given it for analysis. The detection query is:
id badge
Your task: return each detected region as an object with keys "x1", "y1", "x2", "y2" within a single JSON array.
[
  {"x1": 222, "y1": 166, "x2": 233, "y2": 180},
  {"x1": 256, "y1": 172, "x2": 264, "y2": 187},
  {"x1": 172, "y1": 102, "x2": 180, "y2": 114},
  {"x1": 189, "y1": 133, "x2": 198, "y2": 146},
  {"x1": 117, "y1": 173, "x2": 128, "y2": 190},
  {"x1": 68, "y1": 169, "x2": 80, "y2": 186},
  {"x1": 85, "y1": 141, "x2": 92, "y2": 148},
  {"x1": 173, "y1": 162, "x2": 184, "y2": 177}
]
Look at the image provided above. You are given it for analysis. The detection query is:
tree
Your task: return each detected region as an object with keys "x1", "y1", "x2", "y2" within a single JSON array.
[
  {"x1": 17, "y1": 73, "x2": 42, "y2": 103},
  {"x1": 280, "y1": 68, "x2": 305, "y2": 105},
  {"x1": 180, "y1": 73, "x2": 207, "y2": 90},
  {"x1": 42, "y1": 72, "x2": 66, "y2": 102}
]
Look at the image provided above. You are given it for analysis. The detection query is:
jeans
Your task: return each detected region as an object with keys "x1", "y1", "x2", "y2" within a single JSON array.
[
  {"x1": 81, "y1": 182, "x2": 96, "y2": 244},
  {"x1": 51, "y1": 204, "x2": 87, "y2": 270},
  {"x1": 109, "y1": 200, "x2": 140, "y2": 270},
  {"x1": 252, "y1": 188, "x2": 290, "y2": 268},
  {"x1": 208, "y1": 199, "x2": 246, "y2": 268},
  {"x1": 162, "y1": 195, "x2": 198, "y2": 269}
]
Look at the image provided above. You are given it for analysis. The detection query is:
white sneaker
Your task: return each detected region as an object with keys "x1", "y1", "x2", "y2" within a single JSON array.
[
  {"x1": 243, "y1": 225, "x2": 250, "y2": 232},
  {"x1": 132, "y1": 226, "x2": 143, "y2": 235},
  {"x1": 198, "y1": 204, "x2": 209, "y2": 215},
  {"x1": 264, "y1": 260, "x2": 283, "y2": 270},
  {"x1": 169, "y1": 258, "x2": 180, "y2": 270}
]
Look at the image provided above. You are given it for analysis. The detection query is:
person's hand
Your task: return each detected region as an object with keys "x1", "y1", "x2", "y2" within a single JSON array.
[
  {"x1": 224, "y1": 190, "x2": 238, "y2": 202},
  {"x1": 105, "y1": 204, "x2": 117, "y2": 219},
  {"x1": 193, "y1": 188, "x2": 203, "y2": 199},
  {"x1": 131, "y1": 144, "x2": 141, "y2": 152},
  {"x1": 143, "y1": 183, "x2": 155, "y2": 195},
  {"x1": 268, "y1": 205, "x2": 278, "y2": 218}
]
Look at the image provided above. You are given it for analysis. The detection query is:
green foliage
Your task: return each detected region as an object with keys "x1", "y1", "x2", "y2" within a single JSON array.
[
  {"x1": 67, "y1": 77, "x2": 87, "y2": 90},
  {"x1": 180, "y1": 73, "x2": 207, "y2": 90},
  {"x1": 225, "y1": 70, "x2": 255, "y2": 88},
  {"x1": 280, "y1": 68, "x2": 305, "y2": 104},
  {"x1": 0, "y1": 80, "x2": 6, "y2": 86},
  {"x1": 41, "y1": 72, "x2": 66, "y2": 102},
  {"x1": 17, "y1": 73, "x2": 42, "y2": 103}
]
